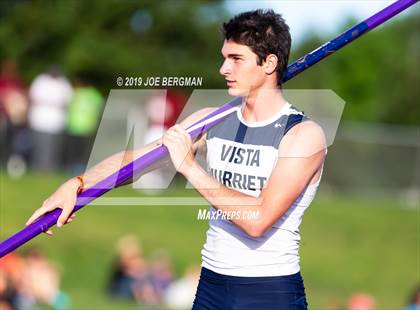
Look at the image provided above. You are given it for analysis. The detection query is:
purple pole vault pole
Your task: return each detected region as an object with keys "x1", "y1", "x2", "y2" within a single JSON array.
[{"x1": 0, "y1": 0, "x2": 418, "y2": 258}]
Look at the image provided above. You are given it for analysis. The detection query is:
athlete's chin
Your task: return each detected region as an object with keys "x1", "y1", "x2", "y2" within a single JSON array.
[{"x1": 227, "y1": 87, "x2": 248, "y2": 97}]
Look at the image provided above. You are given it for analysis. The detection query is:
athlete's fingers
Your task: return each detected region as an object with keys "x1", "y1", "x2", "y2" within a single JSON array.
[
  {"x1": 162, "y1": 136, "x2": 173, "y2": 147},
  {"x1": 57, "y1": 206, "x2": 74, "y2": 228},
  {"x1": 165, "y1": 129, "x2": 183, "y2": 140},
  {"x1": 164, "y1": 131, "x2": 179, "y2": 140},
  {"x1": 26, "y1": 202, "x2": 60, "y2": 226},
  {"x1": 173, "y1": 124, "x2": 185, "y2": 131},
  {"x1": 166, "y1": 125, "x2": 179, "y2": 133},
  {"x1": 168, "y1": 125, "x2": 187, "y2": 135},
  {"x1": 167, "y1": 128, "x2": 191, "y2": 147},
  {"x1": 26, "y1": 204, "x2": 61, "y2": 235},
  {"x1": 64, "y1": 214, "x2": 75, "y2": 224},
  {"x1": 163, "y1": 133, "x2": 180, "y2": 146},
  {"x1": 172, "y1": 124, "x2": 184, "y2": 132},
  {"x1": 26, "y1": 210, "x2": 44, "y2": 226},
  {"x1": 172, "y1": 125, "x2": 191, "y2": 141},
  {"x1": 172, "y1": 124, "x2": 188, "y2": 136}
]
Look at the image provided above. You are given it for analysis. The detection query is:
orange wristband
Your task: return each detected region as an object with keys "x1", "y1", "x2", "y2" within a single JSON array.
[{"x1": 75, "y1": 176, "x2": 84, "y2": 194}]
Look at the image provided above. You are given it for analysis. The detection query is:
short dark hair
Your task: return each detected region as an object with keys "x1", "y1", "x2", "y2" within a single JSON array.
[{"x1": 222, "y1": 9, "x2": 291, "y2": 87}]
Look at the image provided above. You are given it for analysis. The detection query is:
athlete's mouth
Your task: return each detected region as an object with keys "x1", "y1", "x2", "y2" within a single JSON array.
[{"x1": 226, "y1": 80, "x2": 236, "y2": 87}]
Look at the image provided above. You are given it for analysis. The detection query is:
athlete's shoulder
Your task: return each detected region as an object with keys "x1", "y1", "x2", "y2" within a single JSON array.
[{"x1": 279, "y1": 120, "x2": 326, "y2": 158}]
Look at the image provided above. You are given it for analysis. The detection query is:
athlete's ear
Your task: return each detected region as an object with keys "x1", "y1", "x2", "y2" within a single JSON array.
[{"x1": 264, "y1": 54, "x2": 278, "y2": 75}]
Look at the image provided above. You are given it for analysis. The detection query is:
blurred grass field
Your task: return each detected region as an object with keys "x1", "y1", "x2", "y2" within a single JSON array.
[{"x1": 1, "y1": 172, "x2": 418, "y2": 309}]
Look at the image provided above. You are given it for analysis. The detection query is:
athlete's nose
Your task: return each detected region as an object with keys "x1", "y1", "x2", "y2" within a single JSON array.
[{"x1": 219, "y1": 59, "x2": 231, "y2": 77}]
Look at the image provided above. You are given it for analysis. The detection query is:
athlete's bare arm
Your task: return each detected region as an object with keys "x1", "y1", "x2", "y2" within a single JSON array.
[
  {"x1": 163, "y1": 120, "x2": 326, "y2": 238},
  {"x1": 25, "y1": 107, "x2": 216, "y2": 231}
]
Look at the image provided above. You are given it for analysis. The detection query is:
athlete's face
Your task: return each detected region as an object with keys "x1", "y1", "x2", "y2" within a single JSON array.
[{"x1": 219, "y1": 40, "x2": 267, "y2": 97}]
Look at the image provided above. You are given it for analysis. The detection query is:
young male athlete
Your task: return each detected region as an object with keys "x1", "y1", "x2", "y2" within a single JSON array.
[{"x1": 27, "y1": 10, "x2": 326, "y2": 309}]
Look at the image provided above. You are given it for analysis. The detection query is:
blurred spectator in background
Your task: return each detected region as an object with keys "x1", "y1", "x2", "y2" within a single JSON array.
[
  {"x1": 163, "y1": 265, "x2": 200, "y2": 310},
  {"x1": 347, "y1": 292, "x2": 376, "y2": 310},
  {"x1": 28, "y1": 66, "x2": 73, "y2": 171},
  {"x1": 136, "y1": 89, "x2": 185, "y2": 191},
  {"x1": 107, "y1": 236, "x2": 182, "y2": 309},
  {"x1": 0, "y1": 269, "x2": 16, "y2": 310},
  {"x1": 132, "y1": 277, "x2": 160, "y2": 309},
  {"x1": 133, "y1": 249, "x2": 175, "y2": 309},
  {"x1": 0, "y1": 249, "x2": 70, "y2": 310},
  {"x1": 16, "y1": 248, "x2": 70, "y2": 310},
  {"x1": 405, "y1": 284, "x2": 420, "y2": 310},
  {"x1": 148, "y1": 250, "x2": 174, "y2": 300},
  {"x1": 64, "y1": 78, "x2": 104, "y2": 174},
  {"x1": 0, "y1": 59, "x2": 31, "y2": 178},
  {"x1": 107, "y1": 235, "x2": 149, "y2": 300},
  {"x1": 0, "y1": 252, "x2": 23, "y2": 310}
]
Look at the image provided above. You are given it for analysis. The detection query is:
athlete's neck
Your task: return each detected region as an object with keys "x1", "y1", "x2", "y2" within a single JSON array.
[{"x1": 241, "y1": 89, "x2": 287, "y2": 123}]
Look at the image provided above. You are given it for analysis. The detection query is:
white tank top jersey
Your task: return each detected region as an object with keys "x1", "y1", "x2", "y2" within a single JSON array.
[{"x1": 201, "y1": 101, "x2": 323, "y2": 277}]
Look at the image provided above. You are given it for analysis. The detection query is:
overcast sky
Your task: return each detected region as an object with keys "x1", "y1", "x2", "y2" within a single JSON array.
[{"x1": 225, "y1": 1, "x2": 416, "y2": 43}]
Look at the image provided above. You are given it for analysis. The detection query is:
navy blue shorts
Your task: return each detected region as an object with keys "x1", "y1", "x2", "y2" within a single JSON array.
[{"x1": 192, "y1": 267, "x2": 308, "y2": 310}]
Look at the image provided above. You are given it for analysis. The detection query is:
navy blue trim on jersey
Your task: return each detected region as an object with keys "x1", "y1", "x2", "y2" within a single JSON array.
[
  {"x1": 234, "y1": 122, "x2": 248, "y2": 143},
  {"x1": 284, "y1": 113, "x2": 304, "y2": 135},
  {"x1": 206, "y1": 104, "x2": 310, "y2": 149}
]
